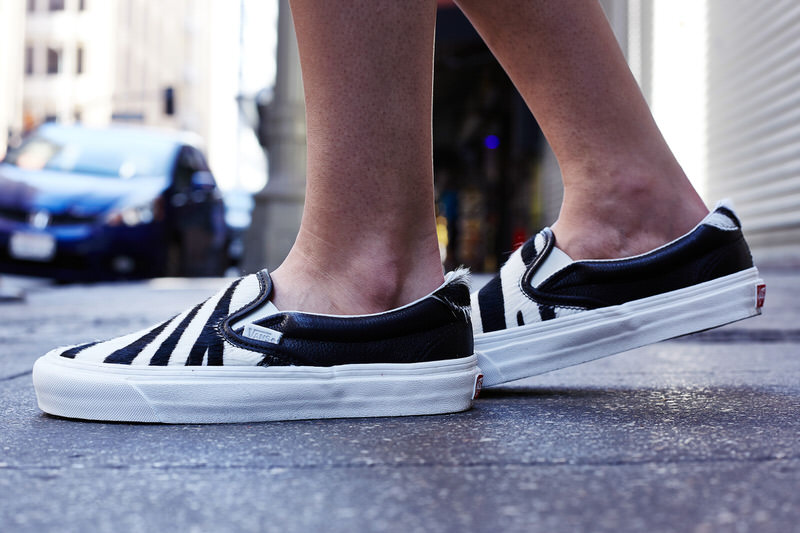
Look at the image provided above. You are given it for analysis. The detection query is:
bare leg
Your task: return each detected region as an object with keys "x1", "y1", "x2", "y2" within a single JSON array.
[
  {"x1": 272, "y1": 0, "x2": 442, "y2": 314},
  {"x1": 454, "y1": 0, "x2": 708, "y2": 259}
]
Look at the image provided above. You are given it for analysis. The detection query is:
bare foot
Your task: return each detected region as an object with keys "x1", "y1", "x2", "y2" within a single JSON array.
[
  {"x1": 551, "y1": 170, "x2": 709, "y2": 260},
  {"x1": 269, "y1": 229, "x2": 445, "y2": 315}
]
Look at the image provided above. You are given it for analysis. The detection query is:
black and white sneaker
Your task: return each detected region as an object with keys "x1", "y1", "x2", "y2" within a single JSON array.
[
  {"x1": 471, "y1": 201, "x2": 765, "y2": 386},
  {"x1": 33, "y1": 269, "x2": 481, "y2": 423}
]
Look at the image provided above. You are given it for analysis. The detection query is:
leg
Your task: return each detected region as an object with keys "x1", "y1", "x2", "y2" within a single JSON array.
[
  {"x1": 454, "y1": 0, "x2": 708, "y2": 259},
  {"x1": 32, "y1": 0, "x2": 481, "y2": 423},
  {"x1": 271, "y1": 0, "x2": 443, "y2": 314},
  {"x1": 464, "y1": 1, "x2": 764, "y2": 386}
]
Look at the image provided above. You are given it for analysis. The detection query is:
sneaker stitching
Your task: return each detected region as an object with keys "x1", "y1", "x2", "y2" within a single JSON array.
[
  {"x1": 515, "y1": 229, "x2": 586, "y2": 312},
  {"x1": 219, "y1": 270, "x2": 294, "y2": 365}
]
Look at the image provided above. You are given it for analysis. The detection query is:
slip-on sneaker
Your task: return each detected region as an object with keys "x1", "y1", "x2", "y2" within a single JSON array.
[
  {"x1": 471, "y1": 200, "x2": 765, "y2": 386},
  {"x1": 33, "y1": 269, "x2": 481, "y2": 423}
]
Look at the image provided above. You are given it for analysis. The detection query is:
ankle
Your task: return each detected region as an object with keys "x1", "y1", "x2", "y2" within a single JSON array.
[
  {"x1": 270, "y1": 233, "x2": 444, "y2": 315},
  {"x1": 552, "y1": 169, "x2": 708, "y2": 260}
]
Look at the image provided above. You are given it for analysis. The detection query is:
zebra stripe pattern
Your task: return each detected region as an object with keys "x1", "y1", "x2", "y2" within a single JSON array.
[
  {"x1": 471, "y1": 229, "x2": 582, "y2": 334},
  {"x1": 59, "y1": 274, "x2": 264, "y2": 366}
]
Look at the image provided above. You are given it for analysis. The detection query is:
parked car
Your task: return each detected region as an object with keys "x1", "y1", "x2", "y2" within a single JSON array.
[{"x1": 0, "y1": 124, "x2": 228, "y2": 281}]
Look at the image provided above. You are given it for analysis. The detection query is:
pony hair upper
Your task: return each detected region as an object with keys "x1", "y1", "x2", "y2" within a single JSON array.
[
  {"x1": 435, "y1": 267, "x2": 472, "y2": 320},
  {"x1": 444, "y1": 267, "x2": 471, "y2": 289}
]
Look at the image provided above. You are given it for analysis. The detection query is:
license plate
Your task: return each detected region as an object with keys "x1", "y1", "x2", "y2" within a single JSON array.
[{"x1": 9, "y1": 232, "x2": 56, "y2": 261}]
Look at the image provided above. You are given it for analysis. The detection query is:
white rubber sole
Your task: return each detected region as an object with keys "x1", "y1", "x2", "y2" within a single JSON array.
[
  {"x1": 475, "y1": 267, "x2": 764, "y2": 386},
  {"x1": 33, "y1": 353, "x2": 481, "y2": 423}
]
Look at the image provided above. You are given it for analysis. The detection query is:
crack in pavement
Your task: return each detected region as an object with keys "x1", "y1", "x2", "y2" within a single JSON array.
[
  {"x1": 672, "y1": 329, "x2": 800, "y2": 343},
  {"x1": 0, "y1": 370, "x2": 32, "y2": 382},
  {"x1": 1, "y1": 454, "x2": 798, "y2": 473}
]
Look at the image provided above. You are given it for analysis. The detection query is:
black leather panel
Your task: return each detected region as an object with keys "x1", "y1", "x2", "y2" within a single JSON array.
[
  {"x1": 254, "y1": 321, "x2": 472, "y2": 367},
  {"x1": 223, "y1": 271, "x2": 474, "y2": 367},
  {"x1": 526, "y1": 222, "x2": 754, "y2": 309},
  {"x1": 258, "y1": 297, "x2": 461, "y2": 342},
  {"x1": 520, "y1": 235, "x2": 539, "y2": 264}
]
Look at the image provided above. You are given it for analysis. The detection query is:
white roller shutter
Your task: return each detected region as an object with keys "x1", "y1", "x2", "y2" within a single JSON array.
[{"x1": 706, "y1": 0, "x2": 800, "y2": 264}]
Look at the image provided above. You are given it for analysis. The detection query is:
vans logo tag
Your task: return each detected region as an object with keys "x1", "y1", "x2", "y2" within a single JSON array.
[{"x1": 243, "y1": 324, "x2": 283, "y2": 344}]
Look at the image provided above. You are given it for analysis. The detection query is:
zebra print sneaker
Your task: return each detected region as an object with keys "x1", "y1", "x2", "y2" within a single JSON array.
[
  {"x1": 471, "y1": 201, "x2": 765, "y2": 387},
  {"x1": 33, "y1": 269, "x2": 481, "y2": 423}
]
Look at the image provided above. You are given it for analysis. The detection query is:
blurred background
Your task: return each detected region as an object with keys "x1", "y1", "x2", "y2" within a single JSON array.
[{"x1": 0, "y1": 0, "x2": 797, "y2": 285}]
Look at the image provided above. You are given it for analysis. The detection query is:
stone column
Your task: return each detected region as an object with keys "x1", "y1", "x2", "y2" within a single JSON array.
[{"x1": 243, "y1": 0, "x2": 306, "y2": 273}]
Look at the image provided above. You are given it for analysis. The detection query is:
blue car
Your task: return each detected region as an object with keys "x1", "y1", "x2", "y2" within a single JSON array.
[{"x1": 0, "y1": 124, "x2": 228, "y2": 281}]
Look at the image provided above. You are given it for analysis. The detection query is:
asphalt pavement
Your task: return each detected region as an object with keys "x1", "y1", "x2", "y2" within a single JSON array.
[{"x1": 0, "y1": 270, "x2": 798, "y2": 533}]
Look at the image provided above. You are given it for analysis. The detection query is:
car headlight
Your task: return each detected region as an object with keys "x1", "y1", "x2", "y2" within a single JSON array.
[{"x1": 105, "y1": 200, "x2": 158, "y2": 227}]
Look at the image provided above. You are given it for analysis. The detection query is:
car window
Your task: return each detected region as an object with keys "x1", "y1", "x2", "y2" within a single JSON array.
[
  {"x1": 173, "y1": 146, "x2": 215, "y2": 190},
  {"x1": 187, "y1": 148, "x2": 210, "y2": 173},
  {"x1": 3, "y1": 127, "x2": 178, "y2": 178},
  {"x1": 173, "y1": 148, "x2": 193, "y2": 190}
]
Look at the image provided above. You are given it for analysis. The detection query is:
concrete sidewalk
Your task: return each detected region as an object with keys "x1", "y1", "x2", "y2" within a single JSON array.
[{"x1": 1, "y1": 271, "x2": 798, "y2": 533}]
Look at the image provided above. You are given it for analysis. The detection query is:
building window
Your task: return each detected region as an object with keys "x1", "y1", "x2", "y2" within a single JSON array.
[
  {"x1": 46, "y1": 47, "x2": 61, "y2": 75},
  {"x1": 25, "y1": 46, "x2": 34, "y2": 75},
  {"x1": 48, "y1": 0, "x2": 64, "y2": 11},
  {"x1": 27, "y1": 0, "x2": 36, "y2": 13},
  {"x1": 76, "y1": 46, "x2": 84, "y2": 74}
]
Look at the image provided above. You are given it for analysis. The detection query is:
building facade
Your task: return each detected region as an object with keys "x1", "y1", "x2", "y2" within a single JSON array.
[
  {"x1": 22, "y1": 0, "x2": 209, "y2": 129},
  {"x1": 0, "y1": 0, "x2": 27, "y2": 159},
  {"x1": 18, "y1": 0, "x2": 239, "y2": 175},
  {"x1": 23, "y1": 0, "x2": 115, "y2": 127}
]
